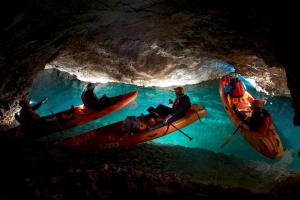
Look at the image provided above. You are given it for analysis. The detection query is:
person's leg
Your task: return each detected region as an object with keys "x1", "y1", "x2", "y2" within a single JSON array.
[
  {"x1": 156, "y1": 104, "x2": 172, "y2": 114},
  {"x1": 148, "y1": 121, "x2": 164, "y2": 130}
]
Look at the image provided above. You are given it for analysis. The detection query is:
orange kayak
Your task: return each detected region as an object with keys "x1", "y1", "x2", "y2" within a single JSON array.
[
  {"x1": 219, "y1": 75, "x2": 284, "y2": 159},
  {"x1": 55, "y1": 104, "x2": 207, "y2": 152},
  {"x1": 11, "y1": 91, "x2": 138, "y2": 139}
]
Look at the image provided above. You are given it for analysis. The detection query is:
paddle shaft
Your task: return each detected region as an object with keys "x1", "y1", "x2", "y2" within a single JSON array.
[
  {"x1": 46, "y1": 102, "x2": 61, "y2": 130},
  {"x1": 232, "y1": 126, "x2": 240, "y2": 136},
  {"x1": 150, "y1": 110, "x2": 193, "y2": 141},
  {"x1": 168, "y1": 122, "x2": 193, "y2": 141},
  {"x1": 220, "y1": 125, "x2": 241, "y2": 148}
]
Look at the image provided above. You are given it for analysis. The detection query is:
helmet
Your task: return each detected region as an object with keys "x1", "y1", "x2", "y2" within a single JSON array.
[
  {"x1": 86, "y1": 83, "x2": 95, "y2": 90},
  {"x1": 174, "y1": 87, "x2": 184, "y2": 95},
  {"x1": 251, "y1": 99, "x2": 265, "y2": 108}
]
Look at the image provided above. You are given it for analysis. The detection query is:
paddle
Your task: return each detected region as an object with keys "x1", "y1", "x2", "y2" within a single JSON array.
[
  {"x1": 46, "y1": 101, "x2": 62, "y2": 131},
  {"x1": 32, "y1": 97, "x2": 48, "y2": 110},
  {"x1": 149, "y1": 109, "x2": 193, "y2": 141},
  {"x1": 220, "y1": 125, "x2": 241, "y2": 148}
]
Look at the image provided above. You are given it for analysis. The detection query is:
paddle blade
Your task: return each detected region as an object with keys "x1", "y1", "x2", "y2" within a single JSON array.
[{"x1": 220, "y1": 135, "x2": 234, "y2": 148}]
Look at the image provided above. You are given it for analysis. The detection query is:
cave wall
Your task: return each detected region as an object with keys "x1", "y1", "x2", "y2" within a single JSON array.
[
  {"x1": 0, "y1": 0, "x2": 299, "y2": 129},
  {"x1": 268, "y1": 2, "x2": 300, "y2": 125}
]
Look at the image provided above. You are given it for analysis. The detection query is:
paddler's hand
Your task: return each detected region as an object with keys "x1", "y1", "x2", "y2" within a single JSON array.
[{"x1": 42, "y1": 97, "x2": 48, "y2": 104}]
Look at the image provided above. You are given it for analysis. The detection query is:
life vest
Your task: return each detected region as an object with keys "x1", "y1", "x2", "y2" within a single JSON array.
[{"x1": 231, "y1": 79, "x2": 245, "y2": 98}]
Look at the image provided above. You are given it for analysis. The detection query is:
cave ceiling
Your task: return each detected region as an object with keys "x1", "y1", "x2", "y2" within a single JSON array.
[{"x1": 0, "y1": 0, "x2": 299, "y2": 128}]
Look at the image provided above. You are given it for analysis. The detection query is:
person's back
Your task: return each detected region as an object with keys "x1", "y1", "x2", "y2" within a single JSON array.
[
  {"x1": 81, "y1": 90, "x2": 98, "y2": 109},
  {"x1": 230, "y1": 78, "x2": 245, "y2": 98},
  {"x1": 81, "y1": 83, "x2": 99, "y2": 109},
  {"x1": 248, "y1": 108, "x2": 272, "y2": 132},
  {"x1": 233, "y1": 99, "x2": 272, "y2": 132},
  {"x1": 225, "y1": 71, "x2": 246, "y2": 98}
]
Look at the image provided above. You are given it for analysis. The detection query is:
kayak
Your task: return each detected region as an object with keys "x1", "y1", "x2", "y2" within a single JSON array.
[
  {"x1": 54, "y1": 104, "x2": 207, "y2": 152},
  {"x1": 219, "y1": 75, "x2": 284, "y2": 159},
  {"x1": 11, "y1": 91, "x2": 138, "y2": 139}
]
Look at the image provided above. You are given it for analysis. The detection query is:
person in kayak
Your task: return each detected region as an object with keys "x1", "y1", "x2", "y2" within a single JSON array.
[
  {"x1": 225, "y1": 70, "x2": 246, "y2": 98},
  {"x1": 15, "y1": 98, "x2": 74, "y2": 129},
  {"x1": 147, "y1": 86, "x2": 191, "y2": 130},
  {"x1": 233, "y1": 99, "x2": 272, "y2": 132},
  {"x1": 81, "y1": 83, "x2": 111, "y2": 111}
]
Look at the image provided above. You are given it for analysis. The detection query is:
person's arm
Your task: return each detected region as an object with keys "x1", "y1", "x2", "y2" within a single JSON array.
[{"x1": 32, "y1": 97, "x2": 48, "y2": 110}]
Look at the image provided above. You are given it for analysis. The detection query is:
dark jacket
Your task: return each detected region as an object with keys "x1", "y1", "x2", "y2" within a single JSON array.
[
  {"x1": 170, "y1": 95, "x2": 191, "y2": 118},
  {"x1": 16, "y1": 99, "x2": 46, "y2": 128},
  {"x1": 81, "y1": 90, "x2": 99, "y2": 109}
]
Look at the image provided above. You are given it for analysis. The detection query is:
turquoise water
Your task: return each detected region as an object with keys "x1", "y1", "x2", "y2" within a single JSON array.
[{"x1": 29, "y1": 69, "x2": 300, "y2": 170}]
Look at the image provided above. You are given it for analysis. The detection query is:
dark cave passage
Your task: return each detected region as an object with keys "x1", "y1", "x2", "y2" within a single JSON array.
[{"x1": 1, "y1": 0, "x2": 300, "y2": 199}]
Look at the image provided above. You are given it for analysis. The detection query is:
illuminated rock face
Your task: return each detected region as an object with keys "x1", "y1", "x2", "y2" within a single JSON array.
[{"x1": 0, "y1": 0, "x2": 297, "y2": 129}]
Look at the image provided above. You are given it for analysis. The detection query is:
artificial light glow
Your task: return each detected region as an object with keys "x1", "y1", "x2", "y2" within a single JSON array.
[
  {"x1": 45, "y1": 64, "x2": 115, "y2": 84},
  {"x1": 244, "y1": 77, "x2": 269, "y2": 95}
]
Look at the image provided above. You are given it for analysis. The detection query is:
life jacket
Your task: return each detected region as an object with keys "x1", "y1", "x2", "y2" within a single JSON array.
[{"x1": 231, "y1": 79, "x2": 245, "y2": 98}]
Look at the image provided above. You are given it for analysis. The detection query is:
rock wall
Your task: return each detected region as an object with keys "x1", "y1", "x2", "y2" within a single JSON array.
[{"x1": 0, "y1": 0, "x2": 298, "y2": 129}]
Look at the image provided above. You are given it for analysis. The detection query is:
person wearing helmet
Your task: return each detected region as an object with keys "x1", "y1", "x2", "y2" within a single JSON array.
[
  {"x1": 16, "y1": 97, "x2": 75, "y2": 129},
  {"x1": 147, "y1": 86, "x2": 191, "y2": 130},
  {"x1": 163, "y1": 86, "x2": 191, "y2": 124},
  {"x1": 233, "y1": 99, "x2": 272, "y2": 132},
  {"x1": 16, "y1": 99, "x2": 45, "y2": 128},
  {"x1": 225, "y1": 70, "x2": 246, "y2": 98},
  {"x1": 81, "y1": 83, "x2": 110, "y2": 110},
  {"x1": 16, "y1": 98, "x2": 59, "y2": 129}
]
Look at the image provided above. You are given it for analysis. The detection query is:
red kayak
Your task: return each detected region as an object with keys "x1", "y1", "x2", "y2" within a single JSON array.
[
  {"x1": 54, "y1": 104, "x2": 207, "y2": 153},
  {"x1": 10, "y1": 91, "x2": 138, "y2": 139},
  {"x1": 219, "y1": 75, "x2": 284, "y2": 159}
]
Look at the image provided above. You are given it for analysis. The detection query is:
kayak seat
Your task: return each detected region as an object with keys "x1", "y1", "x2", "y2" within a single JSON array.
[{"x1": 235, "y1": 102, "x2": 251, "y2": 112}]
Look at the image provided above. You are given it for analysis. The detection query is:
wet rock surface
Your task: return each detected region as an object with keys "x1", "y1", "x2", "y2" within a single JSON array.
[
  {"x1": 1, "y1": 0, "x2": 297, "y2": 129},
  {"x1": 0, "y1": 138, "x2": 298, "y2": 200}
]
